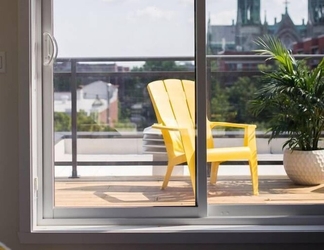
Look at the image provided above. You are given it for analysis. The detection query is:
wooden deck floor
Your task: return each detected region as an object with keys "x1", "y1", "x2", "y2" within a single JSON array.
[{"x1": 54, "y1": 176, "x2": 324, "y2": 207}]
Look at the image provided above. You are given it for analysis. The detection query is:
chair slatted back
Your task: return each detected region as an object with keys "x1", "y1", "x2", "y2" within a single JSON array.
[
  {"x1": 148, "y1": 79, "x2": 193, "y2": 156},
  {"x1": 163, "y1": 79, "x2": 194, "y2": 128},
  {"x1": 148, "y1": 79, "x2": 215, "y2": 153}
]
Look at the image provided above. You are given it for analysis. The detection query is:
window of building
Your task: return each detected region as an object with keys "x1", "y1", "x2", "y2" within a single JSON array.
[{"x1": 312, "y1": 46, "x2": 319, "y2": 54}]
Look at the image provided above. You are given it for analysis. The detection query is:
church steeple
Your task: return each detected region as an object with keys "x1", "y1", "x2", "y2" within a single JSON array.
[
  {"x1": 264, "y1": 10, "x2": 268, "y2": 24},
  {"x1": 308, "y1": 0, "x2": 324, "y2": 25},
  {"x1": 237, "y1": 0, "x2": 261, "y2": 25},
  {"x1": 307, "y1": 0, "x2": 324, "y2": 37},
  {"x1": 284, "y1": 0, "x2": 289, "y2": 14}
]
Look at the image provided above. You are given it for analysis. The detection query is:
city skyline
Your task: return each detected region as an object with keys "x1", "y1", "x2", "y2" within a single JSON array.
[{"x1": 54, "y1": 0, "x2": 308, "y2": 59}]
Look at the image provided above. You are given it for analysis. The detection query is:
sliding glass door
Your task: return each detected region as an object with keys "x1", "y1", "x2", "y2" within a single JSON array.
[{"x1": 41, "y1": 0, "x2": 205, "y2": 219}]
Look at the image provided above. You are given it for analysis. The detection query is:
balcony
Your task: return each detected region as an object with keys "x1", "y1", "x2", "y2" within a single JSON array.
[
  {"x1": 53, "y1": 55, "x2": 324, "y2": 207},
  {"x1": 55, "y1": 176, "x2": 324, "y2": 207}
]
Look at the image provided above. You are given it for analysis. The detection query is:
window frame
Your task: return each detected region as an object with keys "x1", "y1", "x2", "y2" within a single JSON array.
[
  {"x1": 41, "y1": 0, "x2": 203, "y2": 220},
  {"x1": 18, "y1": 0, "x2": 324, "y2": 244}
]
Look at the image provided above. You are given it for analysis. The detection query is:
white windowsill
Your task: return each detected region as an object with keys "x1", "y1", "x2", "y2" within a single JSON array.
[{"x1": 19, "y1": 225, "x2": 324, "y2": 244}]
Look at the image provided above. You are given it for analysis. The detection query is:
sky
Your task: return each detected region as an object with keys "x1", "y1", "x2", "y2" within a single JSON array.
[{"x1": 54, "y1": 0, "x2": 308, "y2": 59}]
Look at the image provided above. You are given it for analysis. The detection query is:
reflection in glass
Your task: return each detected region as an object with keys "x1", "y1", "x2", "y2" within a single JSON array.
[
  {"x1": 206, "y1": 0, "x2": 324, "y2": 204},
  {"x1": 52, "y1": 0, "x2": 196, "y2": 207}
]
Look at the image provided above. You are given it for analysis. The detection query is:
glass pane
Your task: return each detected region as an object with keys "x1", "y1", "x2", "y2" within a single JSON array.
[
  {"x1": 52, "y1": 0, "x2": 196, "y2": 207},
  {"x1": 206, "y1": 0, "x2": 324, "y2": 205}
]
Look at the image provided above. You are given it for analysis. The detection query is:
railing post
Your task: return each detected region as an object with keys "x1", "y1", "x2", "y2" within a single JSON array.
[
  {"x1": 70, "y1": 59, "x2": 79, "y2": 178},
  {"x1": 206, "y1": 57, "x2": 211, "y2": 119}
]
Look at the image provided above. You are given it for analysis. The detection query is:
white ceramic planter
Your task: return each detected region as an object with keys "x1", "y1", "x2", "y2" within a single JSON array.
[{"x1": 283, "y1": 149, "x2": 324, "y2": 185}]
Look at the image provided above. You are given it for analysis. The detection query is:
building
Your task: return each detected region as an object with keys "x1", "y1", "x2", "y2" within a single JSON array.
[
  {"x1": 292, "y1": 34, "x2": 324, "y2": 69},
  {"x1": 54, "y1": 81, "x2": 119, "y2": 127},
  {"x1": 293, "y1": 34, "x2": 324, "y2": 54},
  {"x1": 207, "y1": 0, "x2": 324, "y2": 54},
  {"x1": 207, "y1": 0, "x2": 324, "y2": 85},
  {"x1": 54, "y1": 62, "x2": 130, "y2": 92}
]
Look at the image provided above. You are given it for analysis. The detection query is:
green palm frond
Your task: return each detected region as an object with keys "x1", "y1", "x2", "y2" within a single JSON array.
[{"x1": 250, "y1": 35, "x2": 324, "y2": 150}]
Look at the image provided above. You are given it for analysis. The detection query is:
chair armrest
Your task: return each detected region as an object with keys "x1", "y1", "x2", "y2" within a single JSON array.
[
  {"x1": 152, "y1": 123, "x2": 180, "y2": 132},
  {"x1": 209, "y1": 121, "x2": 257, "y2": 149},
  {"x1": 209, "y1": 121, "x2": 256, "y2": 129},
  {"x1": 152, "y1": 124, "x2": 192, "y2": 138}
]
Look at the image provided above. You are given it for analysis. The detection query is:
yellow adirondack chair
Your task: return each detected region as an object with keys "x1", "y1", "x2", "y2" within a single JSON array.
[{"x1": 147, "y1": 79, "x2": 259, "y2": 195}]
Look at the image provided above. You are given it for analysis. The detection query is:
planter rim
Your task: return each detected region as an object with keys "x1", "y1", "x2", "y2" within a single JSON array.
[{"x1": 284, "y1": 148, "x2": 324, "y2": 152}]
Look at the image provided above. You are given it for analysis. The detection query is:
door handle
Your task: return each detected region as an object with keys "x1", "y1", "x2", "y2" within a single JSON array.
[{"x1": 43, "y1": 32, "x2": 58, "y2": 66}]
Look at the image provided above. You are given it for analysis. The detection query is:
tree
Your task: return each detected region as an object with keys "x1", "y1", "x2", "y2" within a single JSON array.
[
  {"x1": 54, "y1": 112, "x2": 71, "y2": 131},
  {"x1": 226, "y1": 76, "x2": 259, "y2": 123},
  {"x1": 126, "y1": 61, "x2": 192, "y2": 130},
  {"x1": 54, "y1": 111, "x2": 117, "y2": 132},
  {"x1": 54, "y1": 75, "x2": 83, "y2": 92},
  {"x1": 209, "y1": 79, "x2": 234, "y2": 122}
]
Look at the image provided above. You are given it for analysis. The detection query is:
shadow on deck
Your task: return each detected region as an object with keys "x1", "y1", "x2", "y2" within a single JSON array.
[{"x1": 54, "y1": 176, "x2": 324, "y2": 207}]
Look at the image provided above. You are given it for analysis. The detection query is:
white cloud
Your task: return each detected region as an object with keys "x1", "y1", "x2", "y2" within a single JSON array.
[
  {"x1": 178, "y1": 0, "x2": 194, "y2": 6},
  {"x1": 187, "y1": 17, "x2": 194, "y2": 24},
  {"x1": 102, "y1": 0, "x2": 141, "y2": 4},
  {"x1": 129, "y1": 6, "x2": 175, "y2": 21},
  {"x1": 101, "y1": 0, "x2": 117, "y2": 3},
  {"x1": 210, "y1": 10, "x2": 236, "y2": 25},
  {"x1": 206, "y1": 0, "x2": 308, "y2": 25},
  {"x1": 260, "y1": 0, "x2": 308, "y2": 24}
]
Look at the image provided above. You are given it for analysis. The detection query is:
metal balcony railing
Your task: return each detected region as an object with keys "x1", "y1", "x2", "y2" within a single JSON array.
[{"x1": 53, "y1": 54, "x2": 324, "y2": 177}]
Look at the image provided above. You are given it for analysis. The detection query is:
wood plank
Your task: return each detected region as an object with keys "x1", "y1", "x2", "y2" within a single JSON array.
[{"x1": 54, "y1": 176, "x2": 324, "y2": 207}]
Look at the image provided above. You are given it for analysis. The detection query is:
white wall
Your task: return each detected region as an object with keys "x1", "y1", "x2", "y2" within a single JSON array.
[
  {"x1": 0, "y1": 1, "x2": 321, "y2": 249},
  {"x1": 0, "y1": 0, "x2": 20, "y2": 249}
]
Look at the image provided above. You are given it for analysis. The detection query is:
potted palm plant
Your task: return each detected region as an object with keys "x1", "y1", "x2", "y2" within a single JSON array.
[{"x1": 250, "y1": 35, "x2": 324, "y2": 185}]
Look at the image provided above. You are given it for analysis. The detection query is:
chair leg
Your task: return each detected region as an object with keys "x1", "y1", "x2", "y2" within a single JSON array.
[
  {"x1": 186, "y1": 154, "x2": 196, "y2": 194},
  {"x1": 249, "y1": 157, "x2": 259, "y2": 195},
  {"x1": 210, "y1": 162, "x2": 220, "y2": 185},
  {"x1": 161, "y1": 162, "x2": 174, "y2": 190}
]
